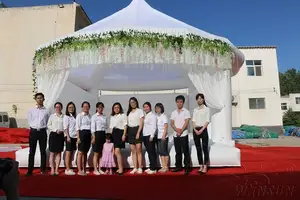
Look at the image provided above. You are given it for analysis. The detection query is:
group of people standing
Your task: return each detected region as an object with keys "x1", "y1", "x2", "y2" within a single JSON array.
[{"x1": 26, "y1": 92, "x2": 210, "y2": 176}]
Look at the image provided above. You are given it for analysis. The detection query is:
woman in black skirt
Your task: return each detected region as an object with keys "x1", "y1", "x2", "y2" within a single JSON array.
[
  {"x1": 47, "y1": 102, "x2": 65, "y2": 175},
  {"x1": 75, "y1": 101, "x2": 92, "y2": 176},
  {"x1": 192, "y1": 93, "x2": 210, "y2": 174},
  {"x1": 127, "y1": 97, "x2": 144, "y2": 174},
  {"x1": 63, "y1": 102, "x2": 77, "y2": 175},
  {"x1": 91, "y1": 102, "x2": 108, "y2": 175},
  {"x1": 109, "y1": 102, "x2": 127, "y2": 175}
]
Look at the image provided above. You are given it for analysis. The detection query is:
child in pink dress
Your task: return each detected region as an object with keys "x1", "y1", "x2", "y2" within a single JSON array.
[{"x1": 100, "y1": 134, "x2": 115, "y2": 175}]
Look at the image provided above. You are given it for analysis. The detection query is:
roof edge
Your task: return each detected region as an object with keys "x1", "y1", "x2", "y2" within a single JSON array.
[
  {"x1": 237, "y1": 46, "x2": 277, "y2": 49},
  {"x1": 74, "y1": 2, "x2": 92, "y2": 24}
]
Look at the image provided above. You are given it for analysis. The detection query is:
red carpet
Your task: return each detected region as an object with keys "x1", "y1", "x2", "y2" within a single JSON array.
[
  {"x1": 0, "y1": 128, "x2": 29, "y2": 143},
  {"x1": 0, "y1": 143, "x2": 300, "y2": 199}
]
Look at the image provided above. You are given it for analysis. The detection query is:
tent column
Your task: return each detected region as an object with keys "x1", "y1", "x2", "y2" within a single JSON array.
[{"x1": 211, "y1": 70, "x2": 234, "y2": 147}]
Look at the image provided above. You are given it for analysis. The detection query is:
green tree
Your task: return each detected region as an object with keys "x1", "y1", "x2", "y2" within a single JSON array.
[
  {"x1": 282, "y1": 108, "x2": 300, "y2": 127},
  {"x1": 279, "y1": 68, "x2": 300, "y2": 96}
]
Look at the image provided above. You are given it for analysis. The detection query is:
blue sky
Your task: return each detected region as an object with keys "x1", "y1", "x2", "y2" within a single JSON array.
[{"x1": 6, "y1": 0, "x2": 299, "y2": 72}]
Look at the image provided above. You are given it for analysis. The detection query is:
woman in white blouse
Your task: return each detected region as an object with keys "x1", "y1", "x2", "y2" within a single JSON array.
[
  {"x1": 109, "y1": 102, "x2": 127, "y2": 175},
  {"x1": 47, "y1": 102, "x2": 65, "y2": 175},
  {"x1": 76, "y1": 101, "x2": 92, "y2": 176},
  {"x1": 155, "y1": 103, "x2": 169, "y2": 173},
  {"x1": 126, "y1": 97, "x2": 144, "y2": 174},
  {"x1": 63, "y1": 102, "x2": 77, "y2": 176},
  {"x1": 192, "y1": 93, "x2": 210, "y2": 174},
  {"x1": 91, "y1": 102, "x2": 108, "y2": 175},
  {"x1": 142, "y1": 102, "x2": 157, "y2": 174}
]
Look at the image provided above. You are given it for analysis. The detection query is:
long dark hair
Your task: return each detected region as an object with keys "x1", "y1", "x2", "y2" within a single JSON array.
[
  {"x1": 65, "y1": 101, "x2": 76, "y2": 116},
  {"x1": 111, "y1": 102, "x2": 124, "y2": 116},
  {"x1": 127, "y1": 97, "x2": 139, "y2": 116},
  {"x1": 196, "y1": 93, "x2": 207, "y2": 106}
]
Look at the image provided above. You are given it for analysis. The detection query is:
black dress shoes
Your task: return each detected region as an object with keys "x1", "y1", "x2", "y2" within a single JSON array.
[
  {"x1": 184, "y1": 169, "x2": 190, "y2": 176},
  {"x1": 171, "y1": 168, "x2": 183, "y2": 172},
  {"x1": 25, "y1": 172, "x2": 32, "y2": 176},
  {"x1": 40, "y1": 171, "x2": 47, "y2": 175}
]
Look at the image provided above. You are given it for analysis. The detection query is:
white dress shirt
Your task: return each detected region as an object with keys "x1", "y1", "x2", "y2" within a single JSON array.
[
  {"x1": 157, "y1": 113, "x2": 168, "y2": 139},
  {"x1": 192, "y1": 106, "x2": 210, "y2": 127},
  {"x1": 170, "y1": 108, "x2": 191, "y2": 137},
  {"x1": 47, "y1": 113, "x2": 64, "y2": 133},
  {"x1": 143, "y1": 112, "x2": 157, "y2": 138},
  {"x1": 63, "y1": 114, "x2": 77, "y2": 138},
  {"x1": 76, "y1": 112, "x2": 92, "y2": 131},
  {"x1": 128, "y1": 108, "x2": 144, "y2": 127},
  {"x1": 109, "y1": 113, "x2": 127, "y2": 131},
  {"x1": 91, "y1": 113, "x2": 108, "y2": 134},
  {"x1": 27, "y1": 106, "x2": 50, "y2": 129}
]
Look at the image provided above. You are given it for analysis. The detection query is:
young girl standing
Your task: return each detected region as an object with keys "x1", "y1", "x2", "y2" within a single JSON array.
[{"x1": 100, "y1": 134, "x2": 115, "y2": 175}]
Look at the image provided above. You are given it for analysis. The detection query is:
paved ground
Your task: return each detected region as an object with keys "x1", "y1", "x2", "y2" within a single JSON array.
[{"x1": 236, "y1": 135, "x2": 300, "y2": 147}]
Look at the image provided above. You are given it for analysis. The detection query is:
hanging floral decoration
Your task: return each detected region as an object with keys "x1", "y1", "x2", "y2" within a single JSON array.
[{"x1": 32, "y1": 30, "x2": 233, "y2": 95}]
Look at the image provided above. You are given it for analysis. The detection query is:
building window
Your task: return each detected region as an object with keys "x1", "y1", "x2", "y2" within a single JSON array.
[
  {"x1": 246, "y1": 60, "x2": 262, "y2": 76},
  {"x1": 249, "y1": 98, "x2": 265, "y2": 109},
  {"x1": 296, "y1": 97, "x2": 300, "y2": 104},
  {"x1": 3, "y1": 115, "x2": 8, "y2": 122},
  {"x1": 281, "y1": 103, "x2": 288, "y2": 110}
]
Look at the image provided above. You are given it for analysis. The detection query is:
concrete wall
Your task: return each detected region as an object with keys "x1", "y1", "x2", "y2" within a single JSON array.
[{"x1": 0, "y1": 3, "x2": 90, "y2": 127}]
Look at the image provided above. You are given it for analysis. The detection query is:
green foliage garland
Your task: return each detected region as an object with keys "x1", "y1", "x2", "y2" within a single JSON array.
[{"x1": 32, "y1": 30, "x2": 233, "y2": 96}]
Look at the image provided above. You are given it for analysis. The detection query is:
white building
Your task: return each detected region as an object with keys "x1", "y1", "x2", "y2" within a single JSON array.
[
  {"x1": 0, "y1": 3, "x2": 91, "y2": 127},
  {"x1": 232, "y1": 46, "x2": 283, "y2": 132},
  {"x1": 281, "y1": 93, "x2": 300, "y2": 115}
]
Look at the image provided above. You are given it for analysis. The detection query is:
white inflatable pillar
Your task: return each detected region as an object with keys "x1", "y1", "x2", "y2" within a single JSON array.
[{"x1": 211, "y1": 70, "x2": 234, "y2": 146}]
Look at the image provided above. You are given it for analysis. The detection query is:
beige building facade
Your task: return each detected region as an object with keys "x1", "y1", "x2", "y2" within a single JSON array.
[{"x1": 0, "y1": 3, "x2": 91, "y2": 127}]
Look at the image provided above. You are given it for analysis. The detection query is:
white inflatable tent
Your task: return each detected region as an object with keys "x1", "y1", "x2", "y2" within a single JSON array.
[{"x1": 16, "y1": 0, "x2": 244, "y2": 168}]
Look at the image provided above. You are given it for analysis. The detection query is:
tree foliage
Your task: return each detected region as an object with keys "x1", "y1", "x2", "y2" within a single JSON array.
[
  {"x1": 279, "y1": 68, "x2": 300, "y2": 96},
  {"x1": 283, "y1": 108, "x2": 300, "y2": 127}
]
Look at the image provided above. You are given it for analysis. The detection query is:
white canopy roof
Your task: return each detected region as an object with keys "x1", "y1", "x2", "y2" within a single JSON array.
[
  {"x1": 39, "y1": 0, "x2": 244, "y2": 68},
  {"x1": 75, "y1": 0, "x2": 230, "y2": 43}
]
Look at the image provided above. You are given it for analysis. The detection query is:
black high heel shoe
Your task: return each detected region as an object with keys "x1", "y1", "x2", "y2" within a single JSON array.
[{"x1": 116, "y1": 171, "x2": 123, "y2": 176}]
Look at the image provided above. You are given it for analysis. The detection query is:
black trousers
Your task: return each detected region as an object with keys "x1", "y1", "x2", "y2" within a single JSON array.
[
  {"x1": 174, "y1": 135, "x2": 190, "y2": 169},
  {"x1": 143, "y1": 135, "x2": 157, "y2": 170},
  {"x1": 27, "y1": 128, "x2": 47, "y2": 173},
  {"x1": 193, "y1": 127, "x2": 209, "y2": 165}
]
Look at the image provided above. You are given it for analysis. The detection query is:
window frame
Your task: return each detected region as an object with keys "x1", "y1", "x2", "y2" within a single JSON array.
[
  {"x1": 281, "y1": 103, "x2": 288, "y2": 110},
  {"x1": 295, "y1": 97, "x2": 300, "y2": 105},
  {"x1": 3, "y1": 115, "x2": 8, "y2": 122},
  {"x1": 246, "y1": 60, "x2": 262, "y2": 76},
  {"x1": 249, "y1": 98, "x2": 266, "y2": 109}
]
